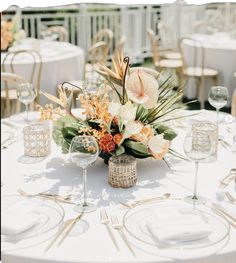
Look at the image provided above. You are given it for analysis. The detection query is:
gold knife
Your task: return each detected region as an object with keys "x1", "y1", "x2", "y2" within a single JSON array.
[{"x1": 57, "y1": 213, "x2": 83, "y2": 246}]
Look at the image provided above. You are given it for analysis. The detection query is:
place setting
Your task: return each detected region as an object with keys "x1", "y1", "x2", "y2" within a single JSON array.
[{"x1": 1, "y1": 2, "x2": 236, "y2": 263}]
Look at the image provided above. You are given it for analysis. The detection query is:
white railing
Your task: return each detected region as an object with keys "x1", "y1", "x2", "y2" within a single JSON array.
[{"x1": 3, "y1": 2, "x2": 236, "y2": 64}]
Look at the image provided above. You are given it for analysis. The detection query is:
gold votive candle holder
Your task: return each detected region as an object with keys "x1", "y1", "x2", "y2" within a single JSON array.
[
  {"x1": 23, "y1": 123, "x2": 51, "y2": 157},
  {"x1": 192, "y1": 121, "x2": 218, "y2": 162}
]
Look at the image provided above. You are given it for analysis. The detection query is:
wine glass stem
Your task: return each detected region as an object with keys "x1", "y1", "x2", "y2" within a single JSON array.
[
  {"x1": 193, "y1": 161, "x2": 199, "y2": 200},
  {"x1": 25, "y1": 104, "x2": 29, "y2": 121},
  {"x1": 216, "y1": 108, "x2": 219, "y2": 125},
  {"x1": 82, "y1": 168, "x2": 88, "y2": 207}
]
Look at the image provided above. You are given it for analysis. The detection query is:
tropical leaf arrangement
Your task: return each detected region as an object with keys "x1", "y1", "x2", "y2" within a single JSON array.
[{"x1": 39, "y1": 50, "x2": 188, "y2": 163}]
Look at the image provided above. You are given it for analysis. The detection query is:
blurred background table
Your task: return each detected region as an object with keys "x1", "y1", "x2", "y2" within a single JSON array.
[
  {"x1": 1, "y1": 39, "x2": 85, "y2": 104},
  {"x1": 183, "y1": 33, "x2": 236, "y2": 106}
]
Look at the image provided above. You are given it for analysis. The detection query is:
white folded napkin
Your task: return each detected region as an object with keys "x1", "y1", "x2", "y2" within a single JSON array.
[
  {"x1": 144, "y1": 208, "x2": 212, "y2": 243},
  {"x1": 1, "y1": 199, "x2": 43, "y2": 235}
]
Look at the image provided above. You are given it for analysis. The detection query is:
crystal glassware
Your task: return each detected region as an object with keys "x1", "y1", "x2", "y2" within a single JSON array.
[
  {"x1": 192, "y1": 121, "x2": 218, "y2": 162},
  {"x1": 23, "y1": 123, "x2": 51, "y2": 157},
  {"x1": 17, "y1": 82, "x2": 37, "y2": 122},
  {"x1": 69, "y1": 135, "x2": 99, "y2": 213},
  {"x1": 208, "y1": 86, "x2": 229, "y2": 125},
  {"x1": 183, "y1": 130, "x2": 212, "y2": 204}
]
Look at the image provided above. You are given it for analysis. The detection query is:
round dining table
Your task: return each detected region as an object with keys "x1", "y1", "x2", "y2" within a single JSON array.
[
  {"x1": 1, "y1": 39, "x2": 85, "y2": 104},
  {"x1": 1, "y1": 110, "x2": 236, "y2": 263},
  {"x1": 183, "y1": 33, "x2": 236, "y2": 107}
]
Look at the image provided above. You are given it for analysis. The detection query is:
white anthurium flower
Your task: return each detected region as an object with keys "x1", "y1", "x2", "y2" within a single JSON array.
[
  {"x1": 108, "y1": 102, "x2": 122, "y2": 116},
  {"x1": 126, "y1": 69, "x2": 159, "y2": 109},
  {"x1": 124, "y1": 121, "x2": 143, "y2": 138},
  {"x1": 119, "y1": 101, "x2": 137, "y2": 125},
  {"x1": 148, "y1": 134, "x2": 169, "y2": 160}
]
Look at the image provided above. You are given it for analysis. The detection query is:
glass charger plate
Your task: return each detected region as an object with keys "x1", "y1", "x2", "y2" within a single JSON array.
[
  {"x1": 1, "y1": 194, "x2": 65, "y2": 242},
  {"x1": 9, "y1": 111, "x2": 40, "y2": 125},
  {"x1": 183, "y1": 110, "x2": 235, "y2": 125},
  {"x1": 123, "y1": 200, "x2": 230, "y2": 250}
]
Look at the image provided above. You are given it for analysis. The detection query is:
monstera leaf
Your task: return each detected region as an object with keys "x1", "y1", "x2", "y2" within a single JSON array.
[{"x1": 52, "y1": 115, "x2": 81, "y2": 153}]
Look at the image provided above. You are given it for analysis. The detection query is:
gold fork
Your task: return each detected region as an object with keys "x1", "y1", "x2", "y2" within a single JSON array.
[
  {"x1": 100, "y1": 209, "x2": 119, "y2": 251},
  {"x1": 225, "y1": 192, "x2": 236, "y2": 205},
  {"x1": 111, "y1": 215, "x2": 136, "y2": 257},
  {"x1": 120, "y1": 193, "x2": 171, "y2": 208}
]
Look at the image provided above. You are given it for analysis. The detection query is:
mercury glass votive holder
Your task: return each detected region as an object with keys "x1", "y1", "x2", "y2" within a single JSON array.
[
  {"x1": 23, "y1": 123, "x2": 51, "y2": 157},
  {"x1": 192, "y1": 121, "x2": 218, "y2": 162}
]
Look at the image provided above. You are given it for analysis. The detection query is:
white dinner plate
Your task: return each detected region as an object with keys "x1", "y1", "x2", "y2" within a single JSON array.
[
  {"x1": 123, "y1": 199, "x2": 230, "y2": 250},
  {"x1": 1, "y1": 195, "x2": 65, "y2": 242}
]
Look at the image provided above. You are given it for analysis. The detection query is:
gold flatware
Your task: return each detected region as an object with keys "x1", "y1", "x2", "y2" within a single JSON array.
[
  {"x1": 120, "y1": 193, "x2": 171, "y2": 208},
  {"x1": 211, "y1": 203, "x2": 236, "y2": 228},
  {"x1": 211, "y1": 206, "x2": 236, "y2": 228},
  {"x1": 219, "y1": 169, "x2": 236, "y2": 189},
  {"x1": 225, "y1": 192, "x2": 236, "y2": 205},
  {"x1": 219, "y1": 139, "x2": 236, "y2": 153},
  {"x1": 44, "y1": 219, "x2": 74, "y2": 252},
  {"x1": 100, "y1": 209, "x2": 119, "y2": 251},
  {"x1": 17, "y1": 189, "x2": 75, "y2": 204},
  {"x1": 57, "y1": 213, "x2": 83, "y2": 246},
  {"x1": 111, "y1": 215, "x2": 136, "y2": 257}
]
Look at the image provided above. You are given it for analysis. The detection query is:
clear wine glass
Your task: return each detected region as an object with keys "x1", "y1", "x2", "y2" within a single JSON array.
[
  {"x1": 17, "y1": 82, "x2": 36, "y2": 122},
  {"x1": 69, "y1": 135, "x2": 99, "y2": 213},
  {"x1": 208, "y1": 86, "x2": 229, "y2": 125},
  {"x1": 183, "y1": 131, "x2": 212, "y2": 204}
]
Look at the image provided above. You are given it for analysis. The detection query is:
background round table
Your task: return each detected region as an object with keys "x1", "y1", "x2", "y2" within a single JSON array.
[
  {"x1": 183, "y1": 33, "x2": 236, "y2": 107},
  {"x1": 1, "y1": 110, "x2": 236, "y2": 263},
  {"x1": 1, "y1": 39, "x2": 85, "y2": 104}
]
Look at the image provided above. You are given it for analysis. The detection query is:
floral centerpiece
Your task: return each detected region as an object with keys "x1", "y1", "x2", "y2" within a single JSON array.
[
  {"x1": 39, "y1": 51, "x2": 186, "y2": 164},
  {"x1": 1, "y1": 12, "x2": 26, "y2": 51}
]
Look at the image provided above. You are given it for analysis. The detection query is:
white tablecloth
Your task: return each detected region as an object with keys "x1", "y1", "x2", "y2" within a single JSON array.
[
  {"x1": 183, "y1": 34, "x2": 236, "y2": 107},
  {"x1": 1, "y1": 110, "x2": 236, "y2": 263},
  {"x1": 1, "y1": 40, "x2": 85, "y2": 104}
]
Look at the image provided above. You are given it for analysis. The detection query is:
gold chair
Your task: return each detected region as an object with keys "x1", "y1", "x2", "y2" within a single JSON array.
[
  {"x1": 156, "y1": 25, "x2": 182, "y2": 60},
  {"x1": 47, "y1": 26, "x2": 69, "y2": 42},
  {"x1": 147, "y1": 29, "x2": 183, "y2": 87},
  {"x1": 2, "y1": 50, "x2": 43, "y2": 106},
  {"x1": 1, "y1": 72, "x2": 27, "y2": 117},
  {"x1": 85, "y1": 41, "x2": 109, "y2": 83},
  {"x1": 114, "y1": 36, "x2": 126, "y2": 56},
  {"x1": 92, "y1": 29, "x2": 114, "y2": 59},
  {"x1": 179, "y1": 37, "x2": 219, "y2": 109}
]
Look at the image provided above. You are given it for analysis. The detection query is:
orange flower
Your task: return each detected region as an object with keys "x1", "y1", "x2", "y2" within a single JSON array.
[
  {"x1": 99, "y1": 135, "x2": 116, "y2": 153},
  {"x1": 113, "y1": 134, "x2": 123, "y2": 145},
  {"x1": 100, "y1": 134, "x2": 113, "y2": 143}
]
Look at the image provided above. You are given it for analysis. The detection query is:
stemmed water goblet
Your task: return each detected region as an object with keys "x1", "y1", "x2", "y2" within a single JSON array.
[
  {"x1": 17, "y1": 82, "x2": 37, "y2": 122},
  {"x1": 183, "y1": 129, "x2": 212, "y2": 204},
  {"x1": 208, "y1": 86, "x2": 229, "y2": 125},
  {"x1": 69, "y1": 135, "x2": 99, "y2": 213}
]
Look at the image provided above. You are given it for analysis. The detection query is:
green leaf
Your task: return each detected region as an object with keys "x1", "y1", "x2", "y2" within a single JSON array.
[
  {"x1": 153, "y1": 123, "x2": 171, "y2": 134},
  {"x1": 115, "y1": 145, "x2": 125, "y2": 156},
  {"x1": 52, "y1": 115, "x2": 81, "y2": 152},
  {"x1": 163, "y1": 129, "x2": 177, "y2": 141},
  {"x1": 118, "y1": 117, "x2": 123, "y2": 133},
  {"x1": 124, "y1": 140, "x2": 150, "y2": 155}
]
